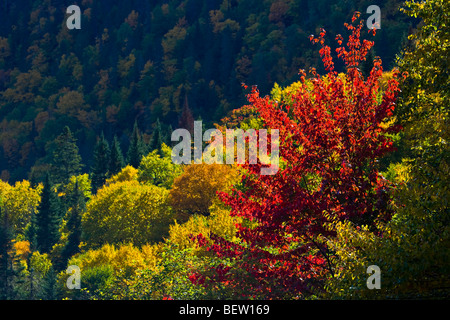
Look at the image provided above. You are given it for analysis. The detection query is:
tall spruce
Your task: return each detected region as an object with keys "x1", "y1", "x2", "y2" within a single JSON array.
[
  {"x1": 178, "y1": 94, "x2": 194, "y2": 134},
  {"x1": 52, "y1": 126, "x2": 83, "y2": 185},
  {"x1": 0, "y1": 206, "x2": 13, "y2": 299},
  {"x1": 166, "y1": 124, "x2": 173, "y2": 147},
  {"x1": 26, "y1": 207, "x2": 38, "y2": 299},
  {"x1": 60, "y1": 180, "x2": 84, "y2": 269},
  {"x1": 109, "y1": 135, "x2": 125, "y2": 176},
  {"x1": 149, "y1": 118, "x2": 163, "y2": 152},
  {"x1": 0, "y1": 205, "x2": 23, "y2": 299},
  {"x1": 41, "y1": 267, "x2": 59, "y2": 300},
  {"x1": 36, "y1": 174, "x2": 62, "y2": 254},
  {"x1": 127, "y1": 121, "x2": 145, "y2": 168},
  {"x1": 91, "y1": 133, "x2": 110, "y2": 193},
  {"x1": 26, "y1": 207, "x2": 38, "y2": 251}
]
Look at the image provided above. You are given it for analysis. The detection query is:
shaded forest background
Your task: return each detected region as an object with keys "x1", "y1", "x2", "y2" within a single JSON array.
[{"x1": 0, "y1": 0, "x2": 413, "y2": 183}]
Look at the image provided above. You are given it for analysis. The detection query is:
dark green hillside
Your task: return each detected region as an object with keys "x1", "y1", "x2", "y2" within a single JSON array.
[{"x1": 0, "y1": 0, "x2": 413, "y2": 182}]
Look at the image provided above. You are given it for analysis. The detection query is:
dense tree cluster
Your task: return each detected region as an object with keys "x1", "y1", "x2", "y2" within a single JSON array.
[
  {"x1": 0, "y1": 0, "x2": 447, "y2": 301},
  {"x1": 0, "y1": 0, "x2": 412, "y2": 183}
]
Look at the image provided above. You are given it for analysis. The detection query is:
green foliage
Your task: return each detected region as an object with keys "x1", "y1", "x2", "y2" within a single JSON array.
[
  {"x1": 126, "y1": 121, "x2": 146, "y2": 168},
  {"x1": 51, "y1": 126, "x2": 83, "y2": 185},
  {"x1": 35, "y1": 175, "x2": 62, "y2": 254},
  {"x1": 0, "y1": 0, "x2": 413, "y2": 183},
  {"x1": 30, "y1": 251, "x2": 52, "y2": 276},
  {"x1": 41, "y1": 267, "x2": 60, "y2": 300},
  {"x1": 91, "y1": 134, "x2": 110, "y2": 194},
  {"x1": 115, "y1": 242, "x2": 210, "y2": 300},
  {"x1": 324, "y1": 0, "x2": 450, "y2": 299},
  {"x1": 149, "y1": 118, "x2": 164, "y2": 152},
  {"x1": 0, "y1": 0, "x2": 446, "y2": 301},
  {"x1": 60, "y1": 180, "x2": 85, "y2": 269},
  {"x1": 137, "y1": 143, "x2": 182, "y2": 189},
  {"x1": 109, "y1": 135, "x2": 125, "y2": 176}
]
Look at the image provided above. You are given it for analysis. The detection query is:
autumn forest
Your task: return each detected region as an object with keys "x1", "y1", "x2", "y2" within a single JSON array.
[{"x1": 0, "y1": 0, "x2": 448, "y2": 301}]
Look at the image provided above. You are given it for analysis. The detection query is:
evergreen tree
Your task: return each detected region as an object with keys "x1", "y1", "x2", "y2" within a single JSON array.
[
  {"x1": 41, "y1": 267, "x2": 59, "y2": 300},
  {"x1": 36, "y1": 174, "x2": 62, "y2": 254},
  {"x1": 0, "y1": 206, "x2": 13, "y2": 299},
  {"x1": 25, "y1": 207, "x2": 38, "y2": 251},
  {"x1": 0, "y1": 205, "x2": 23, "y2": 299},
  {"x1": 126, "y1": 121, "x2": 145, "y2": 168},
  {"x1": 109, "y1": 135, "x2": 125, "y2": 176},
  {"x1": 361, "y1": 48, "x2": 376, "y2": 78},
  {"x1": 60, "y1": 180, "x2": 85, "y2": 270},
  {"x1": 52, "y1": 126, "x2": 83, "y2": 185},
  {"x1": 25, "y1": 207, "x2": 38, "y2": 299},
  {"x1": 178, "y1": 94, "x2": 195, "y2": 134},
  {"x1": 149, "y1": 118, "x2": 163, "y2": 152},
  {"x1": 91, "y1": 133, "x2": 110, "y2": 194},
  {"x1": 166, "y1": 124, "x2": 173, "y2": 147}
]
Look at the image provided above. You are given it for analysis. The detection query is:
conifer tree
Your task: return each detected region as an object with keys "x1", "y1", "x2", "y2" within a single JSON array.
[
  {"x1": 60, "y1": 180, "x2": 84, "y2": 269},
  {"x1": 26, "y1": 207, "x2": 38, "y2": 300},
  {"x1": 149, "y1": 118, "x2": 163, "y2": 152},
  {"x1": 52, "y1": 126, "x2": 83, "y2": 185},
  {"x1": 361, "y1": 48, "x2": 375, "y2": 78},
  {"x1": 41, "y1": 267, "x2": 59, "y2": 300},
  {"x1": 36, "y1": 174, "x2": 62, "y2": 254},
  {"x1": 0, "y1": 206, "x2": 13, "y2": 299},
  {"x1": 109, "y1": 135, "x2": 125, "y2": 176},
  {"x1": 166, "y1": 124, "x2": 173, "y2": 147},
  {"x1": 178, "y1": 94, "x2": 195, "y2": 134},
  {"x1": 91, "y1": 133, "x2": 110, "y2": 193},
  {"x1": 0, "y1": 205, "x2": 23, "y2": 299},
  {"x1": 127, "y1": 121, "x2": 145, "y2": 168},
  {"x1": 25, "y1": 207, "x2": 38, "y2": 251}
]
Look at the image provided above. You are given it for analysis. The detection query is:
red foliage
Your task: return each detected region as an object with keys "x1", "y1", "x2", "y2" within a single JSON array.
[{"x1": 192, "y1": 14, "x2": 403, "y2": 299}]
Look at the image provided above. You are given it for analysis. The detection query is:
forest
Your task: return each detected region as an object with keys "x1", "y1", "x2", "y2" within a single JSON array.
[{"x1": 0, "y1": 0, "x2": 448, "y2": 300}]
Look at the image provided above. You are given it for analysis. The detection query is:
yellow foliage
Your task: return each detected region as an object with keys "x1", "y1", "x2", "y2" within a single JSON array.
[
  {"x1": 168, "y1": 216, "x2": 210, "y2": 250},
  {"x1": 169, "y1": 163, "x2": 240, "y2": 218},
  {"x1": 0, "y1": 179, "x2": 41, "y2": 234},
  {"x1": 65, "y1": 174, "x2": 92, "y2": 199},
  {"x1": 13, "y1": 240, "x2": 31, "y2": 260},
  {"x1": 323, "y1": 220, "x2": 383, "y2": 299},
  {"x1": 30, "y1": 251, "x2": 52, "y2": 275},
  {"x1": 82, "y1": 179, "x2": 173, "y2": 247},
  {"x1": 68, "y1": 243, "x2": 161, "y2": 275},
  {"x1": 105, "y1": 165, "x2": 138, "y2": 186},
  {"x1": 168, "y1": 198, "x2": 241, "y2": 252}
]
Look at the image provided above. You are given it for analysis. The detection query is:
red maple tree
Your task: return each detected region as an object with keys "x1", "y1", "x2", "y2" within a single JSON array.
[{"x1": 192, "y1": 13, "x2": 405, "y2": 299}]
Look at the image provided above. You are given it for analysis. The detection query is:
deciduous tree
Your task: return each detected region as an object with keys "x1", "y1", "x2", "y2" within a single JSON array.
[
  {"x1": 169, "y1": 163, "x2": 240, "y2": 218},
  {"x1": 137, "y1": 143, "x2": 182, "y2": 189},
  {"x1": 193, "y1": 14, "x2": 404, "y2": 298},
  {"x1": 82, "y1": 180, "x2": 173, "y2": 248}
]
